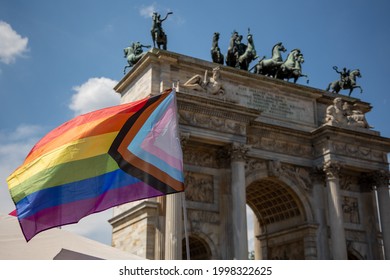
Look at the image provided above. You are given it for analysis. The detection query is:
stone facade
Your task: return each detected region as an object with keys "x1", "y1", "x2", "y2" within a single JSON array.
[{"x1": 109, "y1": 48, "x2": 390, "y2": 260}]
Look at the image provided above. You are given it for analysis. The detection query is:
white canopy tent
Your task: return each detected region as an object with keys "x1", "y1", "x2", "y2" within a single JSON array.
[{"x1": 0, "y1": 213, "x2": 144, "y2": 260}]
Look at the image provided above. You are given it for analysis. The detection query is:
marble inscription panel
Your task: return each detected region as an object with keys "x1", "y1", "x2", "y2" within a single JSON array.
[{"x1": 234, "y1": 86, "x2": 315, "y2": 125}]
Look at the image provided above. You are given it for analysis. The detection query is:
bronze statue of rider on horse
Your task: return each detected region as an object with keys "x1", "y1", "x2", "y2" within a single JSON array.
[{"x1": 151, "y1": 11, "x2": 172, "y2": 50}]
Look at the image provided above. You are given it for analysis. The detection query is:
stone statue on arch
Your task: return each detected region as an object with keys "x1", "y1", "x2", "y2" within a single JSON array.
[{"x1": 182, "y1": 66, "x2": 224, "y2": 95}]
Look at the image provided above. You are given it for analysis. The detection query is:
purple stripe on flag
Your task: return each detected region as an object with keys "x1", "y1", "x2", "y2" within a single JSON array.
[{"x1": 18, "y1": 181, "x2": 163, "y2": 241}]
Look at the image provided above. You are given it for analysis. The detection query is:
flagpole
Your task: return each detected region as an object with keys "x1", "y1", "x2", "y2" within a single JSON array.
[{"x1": 182, "y1": 192, "x2": 190, "y2": 260}]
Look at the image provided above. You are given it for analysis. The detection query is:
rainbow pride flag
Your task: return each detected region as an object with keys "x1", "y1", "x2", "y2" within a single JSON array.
[{"x1": 7, "y1": 89, "x2": 184, "y2": 241}]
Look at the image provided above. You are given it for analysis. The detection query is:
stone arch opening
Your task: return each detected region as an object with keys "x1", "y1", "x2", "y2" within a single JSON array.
[
  {"x1": 246, "y1": 178, "x2": 308, "y2": 259},
  {"x1": 182, "y1": 235, "x2": 212, "y2": 260},
  {"x1": 247, "y1": 178, "x2": 306, "y2": 226}
]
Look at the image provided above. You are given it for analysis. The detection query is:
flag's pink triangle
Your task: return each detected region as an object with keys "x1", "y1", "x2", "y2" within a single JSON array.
[{"x1": 140, "y1": 100, "x2": 183, "y2": 171}]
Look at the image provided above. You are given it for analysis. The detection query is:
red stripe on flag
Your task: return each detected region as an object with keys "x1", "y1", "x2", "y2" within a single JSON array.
[{"x1": 9, "y1": 209, "x2": 17, "y2": 216}]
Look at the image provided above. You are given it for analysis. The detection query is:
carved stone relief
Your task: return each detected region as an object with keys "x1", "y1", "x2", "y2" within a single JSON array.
[
  {"x1": 325, "y1": 98, "x2": 371, "y2": 129},
  {"x1": 343, "y1": 102, "x2": 371, "y2": 129},
  {"x1": 342, "y1": 196, "x2": 360, "y2": 224},
  {"x1": 269, "y1": 240, "x2": 304, "y2": 260},
  {"x1": 179, "y1": 110, "x2": 245, "y2": 135},
  {"x1": 245, "y1": 158, "x2": 267, "y2": 174},
  {"x1": 268, "y1": 160, "x2": 283, "y2": 177},
  {"x1": 185, "y1": 172, "x2": 214, "y2": 203},
  {"x1": 183, "y1": 146, "x2": 218, "y2": 168},
  {"x1": 267, "y1": 160, "x2": 312, "y2": 191},
  {"x1": 329, "y1": 140, "x2": 386, "y2": 162},
  {"x1": 339, "y1": 175, "x2": 360, "y2": 192},
  {"x1": 345, "y1": 229, "x2": 366, "y2": 243},
  {"x1": 181, "y1": 66, "x2": 225, "y2": 95},
  {"x1": 187, "y1": 209, "x2": 220, "y2": 225},
  {"x1": 248, "y1": 133, "x2": 312, "y2": 159}
]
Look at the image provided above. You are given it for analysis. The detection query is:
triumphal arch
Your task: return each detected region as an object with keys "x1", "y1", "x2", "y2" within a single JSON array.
[{"x1": 109, "y1": 48, "x2": 390, "y2": 260}]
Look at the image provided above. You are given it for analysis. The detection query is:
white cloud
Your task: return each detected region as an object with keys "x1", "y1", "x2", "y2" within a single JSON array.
[
  {"x1": 0, "y1": 21, "x2": 29, "y2": 64},
  {"x1": 69, "y1": 77, "x2": 120, "y2": 116},
  {"x1": 139, "y1": 3, "x2": 157, "y2": 18}
]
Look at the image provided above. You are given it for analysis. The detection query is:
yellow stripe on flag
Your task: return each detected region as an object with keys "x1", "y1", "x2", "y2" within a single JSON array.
[{"x1": 8, "y1": 131, "x2": 118, "y2": 189}]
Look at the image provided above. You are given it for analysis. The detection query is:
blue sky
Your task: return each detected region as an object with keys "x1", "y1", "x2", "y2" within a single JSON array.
[{"x1": 1, "y1": 0, "x2": 390, "y2": 247}]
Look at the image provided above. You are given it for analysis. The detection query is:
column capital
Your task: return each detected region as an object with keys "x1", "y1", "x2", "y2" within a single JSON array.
[
  {"x1": 230, "y1": 142, "x2": 249, "y2": 259},
  {"x1": 323, "y1": 160, "x2": 341, "y2": 180},
  {"x1": 371, "y1": 170, "x2": 390, "y2": 188},
  {"x1": 358, "y1": 174, "x2": 375, "y2": 192},
  {"x1": 311, "y1": 166, "x2": 326, "y2": 184},
  {"x1": 229, "y1": 142, "x2": 250, "y2": 162}
]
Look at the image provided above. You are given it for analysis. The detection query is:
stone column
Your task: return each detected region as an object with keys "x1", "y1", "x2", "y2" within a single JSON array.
[
  {"x1": 311, "y1": 168, "x2": 330, "y2": 259},
  {"x1": 303, "y1": 226, "x2": 319, "y2": 260},
  {"x1": 359, "y1": 176, "x2": 380, "y2": 260},
  {"x1": 154, "y1": 196, "x2": 165, "y2": 260},
  {"x1": 220, "y1": 170, "x2": 234, "y2": 259},
  {"x1": 164, "y1": 192, "x2": 183, "y2": 259},
  {"x1": 373, "y1": 170, "x2": 390, "y2": 259},
  {"x1": 230, "y1": 142, "x2": 249, "y2": 260},
  {"x1": 323, "y1": 160, "x2": 347, "y2": 259}
]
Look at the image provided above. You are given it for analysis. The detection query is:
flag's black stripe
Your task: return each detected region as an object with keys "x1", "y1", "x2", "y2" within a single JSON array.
[
  {"x1": 108, "y1": 93, "x2": 177, "y2": 194},
  {"x1": 109, "y1": 94, "x2": 163, "y2": 152},
  {"x1": 112, "y1": 153, "x2": 175, "y2": 195}
]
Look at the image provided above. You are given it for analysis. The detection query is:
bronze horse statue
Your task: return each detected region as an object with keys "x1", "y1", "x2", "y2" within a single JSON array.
[
  {"x1": 252, "y1": 42, "x2": 287, "y2": 77},
  {"x1": 225, "y1": 31, "x2": 239, "y2": 67},
  {"x1": 275, "y1": 49, "x2": 301, "y2": 79},
  {"x1": 123, "y1": 42, "x2": 150, "y2": 74},
  {"x1": 326, "y1": 68, "x2": 363, "y2": 96},
  {"x1": 211, "y1": 32, "x2": 224, "y2": 65},
  {"x1": 238, "y1": 33, "x2": 258, "y2": 70},
  {"x1": 275, "y1": 53, "x2": 309, "y2": 84},
  {"x1": 151, "y1": 12, "x2": 172, "y2": 50}
]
